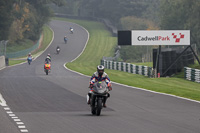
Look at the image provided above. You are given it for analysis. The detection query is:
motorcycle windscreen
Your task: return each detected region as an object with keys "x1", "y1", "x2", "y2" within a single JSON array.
[{"x1": 93, "y1": 81, "x2": 107, "y2": 93}]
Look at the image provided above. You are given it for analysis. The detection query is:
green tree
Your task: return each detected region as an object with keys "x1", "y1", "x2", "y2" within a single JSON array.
[
  {"x1": 0, "y1": 0, "x2": 15, "y2": 40},
  {"x1": 160, "y1": 0, "x2": 200, "y2": 49}
]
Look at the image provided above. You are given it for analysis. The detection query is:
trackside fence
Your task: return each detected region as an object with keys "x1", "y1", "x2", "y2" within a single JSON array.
[
  {"x1": 5, "y1": 35, "x2": 41, "y2": 58},
  {"x1": 184, "y1": 67, "x2": 200, "y2": 83},
  {"x1": 101, "y1": 60, "x2": 153, "y2": 77}
]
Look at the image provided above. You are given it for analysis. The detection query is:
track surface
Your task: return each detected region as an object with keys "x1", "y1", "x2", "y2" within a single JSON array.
[{"x1": 0, "y1": 20, "x2": 200, "y2": 133}]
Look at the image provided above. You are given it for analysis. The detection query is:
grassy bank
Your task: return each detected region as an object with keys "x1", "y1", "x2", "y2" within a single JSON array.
[
  {"x1": 9, "y1": 25, "x2": 53, "y2": 66},
  {"x1": 53, "y1": 17, "x2": 117, "y2": 75},
  {"x1": 7, "y1": 39, "x2": 34, "y2": 53},
  {"x1": 62, "y1": 17, "x2": 200, "y2": 101}
]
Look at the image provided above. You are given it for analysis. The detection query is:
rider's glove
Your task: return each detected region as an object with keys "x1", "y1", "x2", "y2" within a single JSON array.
[
  {"x1": 89, "y1": 84, "x2": 94, "y2": 89},
  {"x1": 107, "y1": 82, "x2": 112, "y2": 91},
  {"x1": 108, "y1": 86, "x2": 112, "y2": 91}
]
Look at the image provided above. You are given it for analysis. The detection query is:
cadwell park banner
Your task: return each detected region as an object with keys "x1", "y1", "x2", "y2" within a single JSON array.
[{"x1": 118, "y1": 30, "x2": 190, "y2": 46}]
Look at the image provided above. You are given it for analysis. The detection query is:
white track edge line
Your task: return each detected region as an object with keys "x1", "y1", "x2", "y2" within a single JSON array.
[
  {"x1": 65, "y1": 64, "x2": 200, "y2": 104},
  {"x1": 63, "y1": 22, "x2": 200, "y2": 105},
  {"x1": 0, "y1": 93, "x2": 7, "y2": 106},
  {"x1": 0, "y1": 25, "x2": 54, "y2": 106}
]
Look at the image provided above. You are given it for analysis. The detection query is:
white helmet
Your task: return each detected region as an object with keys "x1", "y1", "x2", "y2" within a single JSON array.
[{"x1": 97, "y1": 65, "x2": 104, "y2": 75}]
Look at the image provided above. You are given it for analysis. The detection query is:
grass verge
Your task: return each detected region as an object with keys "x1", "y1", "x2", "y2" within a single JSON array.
[
  {"x1": 9, "y1": 25, "x2": 53, "y2": 66},
  {"x1": 61, "y1": 17, "x2": 200, "y2": 101},
  {"x1": 7, "y1": 39, "x2": 34, "y2": 53},
  {"x1": 53, "y1": 17, "x2": 117, "y2": 75}
]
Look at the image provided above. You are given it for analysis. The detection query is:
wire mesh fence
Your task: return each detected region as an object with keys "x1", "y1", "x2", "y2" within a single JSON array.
[{"x1": 0, "y1": 36, "x2": 40, "y2": 58}]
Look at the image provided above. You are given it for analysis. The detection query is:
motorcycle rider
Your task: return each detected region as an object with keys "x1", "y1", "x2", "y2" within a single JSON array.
[
  {"x1": 45, "y1": 53, "x2": 51, "y2": 63},
  {"x1": 27, "y1": 53, "x2": 33, "y2": 64},
  {"x1": 56, "y1": 46, "x2": 60, "y2": 54},
  {"x1": 70, "y1": 27, "x2": 73, "y2": 33},
  {"x1": 27, "y1": 53, "x2": 32, "y2": 59},
  {"x1": 64, "y1": 36, "x2": 67, "y2": 44},
  {"x1": 44, "y1": 53, "x2": 51, "y2": 70},
  {"x1": 88, "y1": 65, "x2": 112, "y2": 107}
]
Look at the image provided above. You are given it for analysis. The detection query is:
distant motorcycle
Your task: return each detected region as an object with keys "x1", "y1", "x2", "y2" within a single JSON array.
[
  {"x1": 64, "y1": 37, "x2": 67, "y2": 44},
  {"x1": 88, "y1": 81, "x2": 110, "y2": 116},
  {"x1": 56, "y1": 48, "x2": 60, "y2": 54},
  {"x1": 44, "y1": 63, "x2": 51, "y2": 75},
  {"x1": 27, "y1": 57, "x2": 32, "y2": 65},
  {"x1": 70, "y1": 28, "x2": 73, "y2": 34}
]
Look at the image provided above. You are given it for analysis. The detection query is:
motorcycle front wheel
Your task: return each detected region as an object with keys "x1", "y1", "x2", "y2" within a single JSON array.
[
  {"x1": 91, "y1": 106, "x2": 96, "y2": 115},
  {"x1": 96, "y1": 98, "x2": 102, "y2": 116}
]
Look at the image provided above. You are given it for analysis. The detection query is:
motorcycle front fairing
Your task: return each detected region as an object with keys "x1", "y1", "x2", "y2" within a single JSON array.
[
  {"x1": 93, "y1": 81, "x2": 108, "y2": 95},
  {"x1": 90, "y1": 81, "x2": 109, "y2": 106}
]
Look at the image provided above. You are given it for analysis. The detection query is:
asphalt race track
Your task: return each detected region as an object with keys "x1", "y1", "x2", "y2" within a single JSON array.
[{"x1": 0, "y1": 20, "x2": 200, "y2": 133}]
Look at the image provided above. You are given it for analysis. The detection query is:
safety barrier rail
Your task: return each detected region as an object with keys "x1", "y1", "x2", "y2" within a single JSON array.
[
  {"x1": 6, "y1": 39, "x2": 40, "y2": 58},
  {"x1": 184, "y1": 67, "x2": 200, "y2": 83},
  {"x1": 1, "y1": 35, "x2": 41, "y2": 58},
  {"x1": 101, "y1": 60, "x2": 153, "y2": 77}
]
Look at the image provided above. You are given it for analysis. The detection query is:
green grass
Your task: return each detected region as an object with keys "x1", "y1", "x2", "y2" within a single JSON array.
[
  {"x1": 60, "y1": 17, "x2": 200, "y2": 101},
  {"x1": 106, "y1": 69, "x2": 200, "y2": 100},
  {"x1": 53, "y1": 17, "x2": 117, "y2": 75},
  {"x1": 7, "y1": 39, "x2": 34, "y2": 53},
  {"x1": 32, "y1": 25, "x2": 53, "y2": 54},
  {"x1": 9, "y1": 60, "x2": 26, "y2": 66},
  {"x1": 7, "y1": 24, "x2": 52, "y2": 53},
  {"x1": 9, "y1": 25, "x2": 53, "y2": 66},
  {"x1": 174, "y1": 61, "x2": 200, "y2": 78}
]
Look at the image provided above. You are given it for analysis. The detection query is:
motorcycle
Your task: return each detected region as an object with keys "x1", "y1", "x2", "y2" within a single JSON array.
[
  {"x1": 27, "y1": 57, "x2": 32, "y2": 65},
  {"x1": 44, "y1": 63, "x2": 51, "y2": 75},
  {"x1": 64, "y1": 37, "x2": 67, "y2": 44},
  {"x1": 70, "y1": 28, "x2": 73, "y2": 34},
  {"x1": 56, "y1": 48, "x2": 60, "y2": 54},
  {"x1": 88, "y1": 81, "x2": 110, "y2": 116}
]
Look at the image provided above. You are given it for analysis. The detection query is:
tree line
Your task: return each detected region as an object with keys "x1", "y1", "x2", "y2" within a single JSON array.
[
  {"x1": 52, "y1": 0, "x2": 200, "y2": 62},
  {"x1": 1, "y1": 0, "x2": 199, "y2": 62},
  {"x1": 0, "y1": 0, "x2": 65, "y2": 45}
]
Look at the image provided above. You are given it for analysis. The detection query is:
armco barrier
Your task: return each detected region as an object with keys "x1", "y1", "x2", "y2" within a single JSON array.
[
  {"x1": 0, "y1": 56, "x2": 5, "y2": 69},
  {"x1": 184, "y1": 67, "x2": 200, "y2": 83},
  {"x1": 101, "y1": 60, "x2": 152, "y2": 77}
]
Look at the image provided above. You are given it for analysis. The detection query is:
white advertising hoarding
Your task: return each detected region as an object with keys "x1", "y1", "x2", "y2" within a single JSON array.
[{"x1": 131, "y1": 30, "x2": 190, "y2": 45}]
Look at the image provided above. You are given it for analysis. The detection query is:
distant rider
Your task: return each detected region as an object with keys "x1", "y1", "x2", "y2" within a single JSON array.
[
  {"x1": 56, "y1": 46, "x2": 60, "y2": 50},
  {"x1": 88, "y1": 65, "x2": 112, "y2": 107},
  {"x1": 70, "y1": 27, "x2": 73, "y2": 33},
  {"x1": 64, "y1": 36, "x2": 67, "y2": 43},
  {"x1": 56, "y1": 46, "x2": 60, "y2": 54},
  {"x1": 45, "y1": 53, "x2": 51, "y2": 64},
  {"x1": 27, "y1": 53, "x2": 33, "y2": 63},
  {"x1": 27, "y1": 53, "x2": 32, "y2": 59}
]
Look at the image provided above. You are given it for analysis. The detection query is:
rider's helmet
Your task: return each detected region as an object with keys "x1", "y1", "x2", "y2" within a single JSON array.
[
  {"x1": 97, "y1": 65, "x2": 104, "y2": 76},
  {"x1": 47, "y1": 53, "x2": 51, "y2": 58},
  {"x1": 28, "y1": 53, "x2": 31, "y2": 56}
]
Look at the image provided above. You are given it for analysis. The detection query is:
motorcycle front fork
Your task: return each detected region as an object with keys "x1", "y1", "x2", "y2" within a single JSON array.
[{"x1": 88, "y1": 95, "x2": 107, "y2": 106}]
